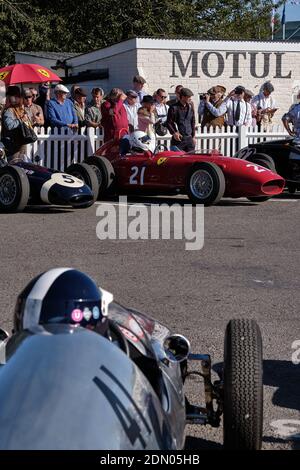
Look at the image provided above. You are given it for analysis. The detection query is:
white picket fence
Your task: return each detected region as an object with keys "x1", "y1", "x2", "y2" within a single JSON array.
[{"x1": 26, "y1": 125, "x2": 290, "y2": 170}]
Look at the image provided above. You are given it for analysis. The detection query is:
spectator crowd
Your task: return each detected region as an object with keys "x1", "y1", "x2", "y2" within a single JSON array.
[{"x1": 1, "y1": 73, "x2": 300, "y2": 162}]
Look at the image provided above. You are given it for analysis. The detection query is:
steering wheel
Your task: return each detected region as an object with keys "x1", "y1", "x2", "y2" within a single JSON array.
[
  {"x1": 108, "y1": 320, "x2": 129, "y2": 356},
  {"x1": 153, "y1": 143, "x2": 168, "y2": 155}
]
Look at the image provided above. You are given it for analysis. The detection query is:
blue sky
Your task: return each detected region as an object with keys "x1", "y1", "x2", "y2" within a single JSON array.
[{"x1": 277, "y1": 2, "x2": 300, "y2": 21}]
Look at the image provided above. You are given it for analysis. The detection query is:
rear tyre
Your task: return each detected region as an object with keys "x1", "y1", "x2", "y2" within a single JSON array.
[
  {"x1": 223, "y1": 319, "x2": 263, "y2": 450},
  {"x1": 66, "y1": 163, "x2": 99, "y2": 202},
  {"x1": 84, "y1": 156, "x2": 114, "y2": 199},
  {"x1": 0, "y1": 165, "x2": 30, "y2": 212},
  {"x1": 186, "y1": 162, "x2": 225, "y2": 205},
  {"x1": 246, "y1": 158, "x2": 274, "y2": 202}
]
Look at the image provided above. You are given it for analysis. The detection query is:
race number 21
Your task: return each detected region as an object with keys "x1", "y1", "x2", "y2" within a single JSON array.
[{"x1": 130, "y1": 166, "x2": 146, "y2": 185}]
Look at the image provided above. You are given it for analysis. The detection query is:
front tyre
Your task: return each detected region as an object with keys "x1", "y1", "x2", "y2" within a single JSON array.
[
  {"x1": 186, "y1": 162, "x2": 225, "y2": 205},
  {"x1": 0, "y1": 165, "x2": 30, "y2": 212},
  {"x1": 66, "y1": 163, "x2": 99, "y2": 202},
  {"x1": 223, "y1": 319, "x2": 263, "y2": 450}
]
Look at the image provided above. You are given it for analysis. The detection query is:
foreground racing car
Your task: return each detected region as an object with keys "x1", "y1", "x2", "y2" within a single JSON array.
[
  {"x1": 0, "y1": 146, "x2": 99, "y2": 212},
  {"x1": 82, "y1": 133, "x2": 285, "y2": 205},
  {"x1": 235, "y1": 137, "x2": 300, "y2": 194},
  {"x1": 0, "y1": 268, "x2": 263, "y2": 450}
]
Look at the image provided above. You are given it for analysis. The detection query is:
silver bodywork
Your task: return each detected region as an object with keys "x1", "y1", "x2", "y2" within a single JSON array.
[{"x1": 0, "y1": 305, "x2": 186, "y2": 450}]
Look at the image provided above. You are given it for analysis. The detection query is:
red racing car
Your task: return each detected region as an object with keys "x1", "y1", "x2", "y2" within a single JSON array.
[{"x1": 81, "y1": 133, "x2": 285, "y2": 205}]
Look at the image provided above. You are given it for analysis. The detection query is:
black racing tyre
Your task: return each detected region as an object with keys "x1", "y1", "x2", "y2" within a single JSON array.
[
  {"x1": 223, "y1": 319, "x2": 263, "y2": 450},
  {"x1": 247, "y1": 153, "x2": 276, "y2": 172},
  {"x1": 246, "y1": 158, "x2": 274, "y2": 203},
  {"x1": 65, "y1": 163, "x2": 99, "y2": 202},
  {"x1": 0, "y1": 165, "x2": 30, "y2": 212},
  {"x1": 84, "y1": 156, "x2": 113, "y2": 199},
  {"x1": 186, "y1": 162, "x2": 225, "y2": 205}
]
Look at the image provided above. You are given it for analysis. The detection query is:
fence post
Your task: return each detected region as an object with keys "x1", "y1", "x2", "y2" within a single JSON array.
[
  {"x1": 87, "y1": 127, "x2": 95, "y2": 155},
  {"x1": 238, "y1": 125, "x2": 248, "y2": 151}
]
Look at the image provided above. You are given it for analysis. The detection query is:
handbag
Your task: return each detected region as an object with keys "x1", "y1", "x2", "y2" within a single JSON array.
[
  {"x1": 154, "y1": 104, "x2": 168, "y2": 136},
  {"x1": 154, "y1": 120, "x2": 168, "y2": 136},
  {"x1": 18, "y1": 121, "x2": 38, "y2": 144},
  {"x1": 15, "y1": 108, "x2": 37, "y2": 144}
]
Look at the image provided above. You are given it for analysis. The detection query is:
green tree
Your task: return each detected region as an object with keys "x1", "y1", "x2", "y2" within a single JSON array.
[{"x1": 0, "y1": 0, "x2": 285, "y2": 67}]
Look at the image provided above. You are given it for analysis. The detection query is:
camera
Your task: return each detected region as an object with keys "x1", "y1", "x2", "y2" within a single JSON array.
[{"x1": 199, "y1": 93, "x2": 208, "y2": 100}]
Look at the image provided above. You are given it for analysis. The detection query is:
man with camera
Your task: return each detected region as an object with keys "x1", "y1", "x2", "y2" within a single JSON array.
[
  {"x1": 198, "y1": 85, "x2": 226, "y2": 129},
  {"x1": 203, "y1": 86, "x2": 252, "y2": 128}
]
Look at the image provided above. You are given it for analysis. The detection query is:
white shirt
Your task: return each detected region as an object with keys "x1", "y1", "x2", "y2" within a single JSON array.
[
  {"x1": 206, "y1": 98, "x2": 252, "y2": 127},
  {"x1": 123, "y1": 101, "x2": 141, "y2": 130},
  {"x1": 154, "y1": 102, "x2": 169, "y2": 123},
  {"x1": 252, "y1": 92, "x2": 276, "y2": 110}
]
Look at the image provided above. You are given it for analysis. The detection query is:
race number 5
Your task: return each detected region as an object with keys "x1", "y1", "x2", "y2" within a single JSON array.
[{"x1": 129, "y1": 166, "x2": 146, "y2": 185}]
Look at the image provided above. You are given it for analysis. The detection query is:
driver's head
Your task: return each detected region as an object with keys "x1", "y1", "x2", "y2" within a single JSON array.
[
  {"x1": 14, "y1": 268, "x2": 111, "y2": 335},
  {"x1": 130, "y1": 131, "x2": 154, "y2": 153}
]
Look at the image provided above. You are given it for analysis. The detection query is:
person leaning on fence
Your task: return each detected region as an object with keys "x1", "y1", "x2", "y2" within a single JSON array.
[
  {"x1": 282, "y1": 91, "x2": 300, "y2": 139},
  {"x1": 23, "y1": 88, "x2": 44, "y2": 127},
  {"x1": 166, "y1": 87, "x2": 196, "y2": 152},
  {"x1": 100, "y1": 88, "x2": 129, "y2": 142},
  {"x1": 86, "y1": 87, "x2": 104, "y2": 129},
  {"x1": 199, "y1": 85, "x2": 226, "y2": 129},
  {"x1": 1, "y1": 86, "x2": 33, "y2": 162},
  {"x1": 47, "y1": 84, "x2": 78, "y2": 131},
  {"x1": 73, "y1": 87, "x2": 88, "y2": 128}
]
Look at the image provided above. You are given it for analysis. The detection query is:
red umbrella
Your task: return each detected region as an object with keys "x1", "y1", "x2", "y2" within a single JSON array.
[{"x1": 0, "y1": 63, "x2": 62, "y2": 85}]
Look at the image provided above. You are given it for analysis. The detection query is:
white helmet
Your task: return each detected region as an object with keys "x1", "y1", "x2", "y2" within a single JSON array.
[{"x1": 130, "y1": 131, "x2": 155, "y2": 153}]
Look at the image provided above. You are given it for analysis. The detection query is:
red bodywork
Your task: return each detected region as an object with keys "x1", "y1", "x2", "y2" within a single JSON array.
[{"x1": 95, "y1": 139, "x2": 285, "y2": 199}]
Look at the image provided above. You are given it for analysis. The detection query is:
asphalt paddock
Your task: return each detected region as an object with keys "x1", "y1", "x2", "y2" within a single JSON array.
[{"x1": 0, "y1": 192, "x2": 299, "y2": 449}]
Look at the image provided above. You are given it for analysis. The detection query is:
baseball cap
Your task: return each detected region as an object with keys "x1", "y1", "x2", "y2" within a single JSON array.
[{"x1": 54, "y1": 84, "x2": 69, "y2": 94}]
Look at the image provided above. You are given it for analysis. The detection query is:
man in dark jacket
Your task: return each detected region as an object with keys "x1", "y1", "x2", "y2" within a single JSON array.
[{"x1": 166, "y1": 88, "x2": 196, "y2": 152}]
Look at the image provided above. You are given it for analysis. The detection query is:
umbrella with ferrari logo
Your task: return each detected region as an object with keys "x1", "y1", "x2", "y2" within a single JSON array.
[{"x1": 0, "y1": 63, "x2": 62, "y2": 85}]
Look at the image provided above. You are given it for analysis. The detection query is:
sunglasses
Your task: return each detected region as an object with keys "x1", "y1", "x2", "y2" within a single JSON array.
[{"x1": 160, "y1": 96, "x2": 167, "y2": 99}]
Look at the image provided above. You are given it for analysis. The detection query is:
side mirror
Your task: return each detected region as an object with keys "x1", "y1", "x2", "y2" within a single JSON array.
[
  {"x1": 163, "y1": 334, "x2": 190, "y2": 363},
  {"x1": 0, "y1": 328, "x2": 9, "y2": 342}
]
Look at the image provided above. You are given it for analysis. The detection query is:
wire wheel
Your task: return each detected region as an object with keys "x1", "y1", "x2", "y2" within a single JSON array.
[
  {"x1": 0, "y1": 173, "x2": 17, "y2": 205},
  {"x1": 186, "y1": 162, "x2": 225, "y2": 205},
  {"x1": 190, "y1": 169, "x2": 214, "y2": 199}
]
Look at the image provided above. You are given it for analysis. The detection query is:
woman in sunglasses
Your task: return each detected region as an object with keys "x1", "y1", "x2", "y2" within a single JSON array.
[{"x1": 23, "y1": 88, "x2": 44, "y2": 127}]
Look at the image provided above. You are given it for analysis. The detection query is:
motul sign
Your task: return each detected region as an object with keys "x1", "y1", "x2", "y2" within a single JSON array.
[{"x1": 170, "y1": 51, "x2": 292, "y2": 79}]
